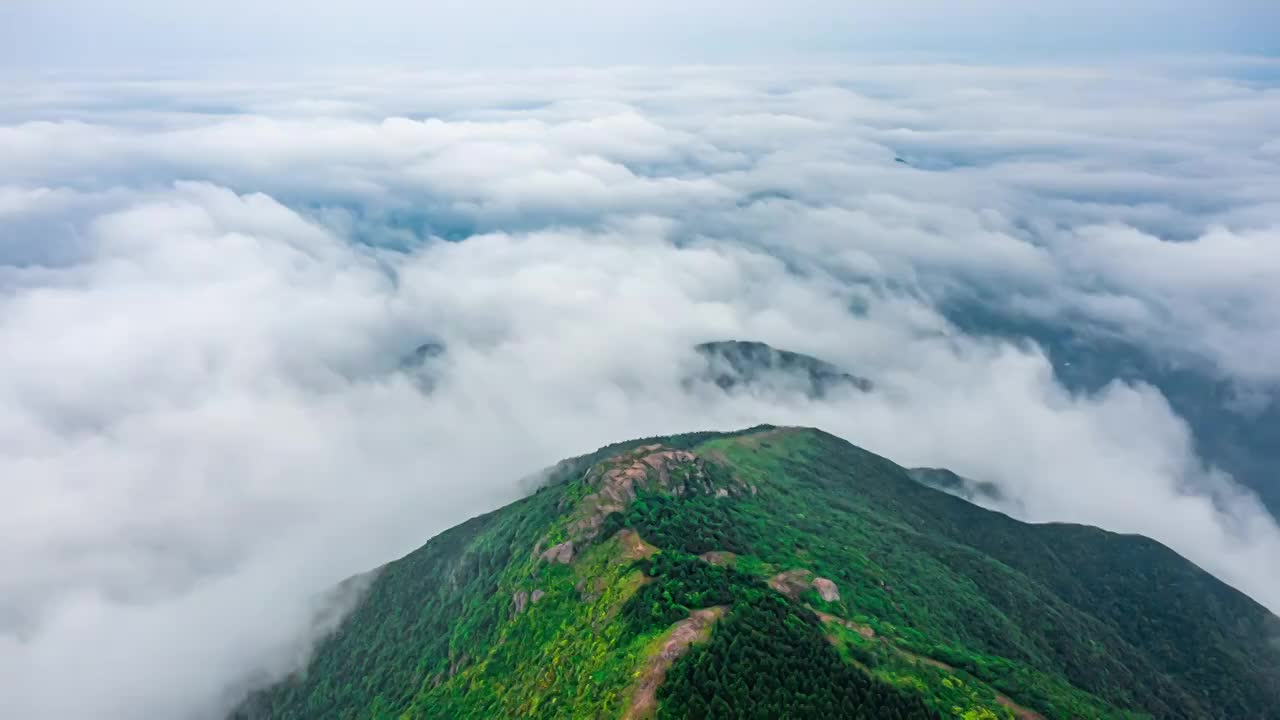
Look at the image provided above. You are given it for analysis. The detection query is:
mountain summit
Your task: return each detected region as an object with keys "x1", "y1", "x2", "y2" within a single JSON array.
[
  {"x1": 692, "y1": 341, "x2": 872, "y2": 399},
  {"x1": 236, "y1": 427, "x2": 1280, "y2": 719}
]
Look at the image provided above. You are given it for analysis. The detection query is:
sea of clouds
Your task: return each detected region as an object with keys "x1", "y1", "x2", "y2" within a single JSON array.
[{"x1": 1, "y1": 61, "x2": 1278, "y2": 718}]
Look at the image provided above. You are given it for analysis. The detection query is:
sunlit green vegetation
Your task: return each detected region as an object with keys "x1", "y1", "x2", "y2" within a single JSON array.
[{"x1": 236, "y1": 426, "x2": 1280, "y2": 720}]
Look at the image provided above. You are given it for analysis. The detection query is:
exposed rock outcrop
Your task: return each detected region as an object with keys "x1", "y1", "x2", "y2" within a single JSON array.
[
  {"x1": 512, "y1": 590, "x2": 529, "y2": 614},
  {"x1": 531, "y1": 589, "x2": 546, "y2": 604},
  {"x1": 813, "y1": 577, "x2": 840, "y2": 602},
  {"x1": 563, "y1": 445, "x2": 745, "y2": 544},
  {"x1": 698, "y1": 550, "x2": 736, "y2": 566},
  {"x1": 769, "y1": 569, "x2": 814, "y2": 599},
  {"x1": 540, "y1": 540, "x2": 575, "y2": 564},
  {"x1": 531, "y1": 446, "x2": 744, "y2": 599},
  {"x1": 617, "y1": 529, "x2": 658, "y2": 560}
]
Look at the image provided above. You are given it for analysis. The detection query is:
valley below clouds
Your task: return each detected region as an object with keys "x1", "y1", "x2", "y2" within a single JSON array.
[{"x1": 2, "y1": 60, "x2": 1279, "y2": 718}]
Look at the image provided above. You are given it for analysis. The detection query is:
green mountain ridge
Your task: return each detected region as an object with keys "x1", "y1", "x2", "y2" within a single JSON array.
[{"x1": 235, "y1": 426, "x2": 1280, "y2": 720}]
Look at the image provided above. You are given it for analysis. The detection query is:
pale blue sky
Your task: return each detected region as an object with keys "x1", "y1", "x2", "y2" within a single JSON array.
[{"x1": 3, "y1": 0, "x2": 1277, "y2": 69}]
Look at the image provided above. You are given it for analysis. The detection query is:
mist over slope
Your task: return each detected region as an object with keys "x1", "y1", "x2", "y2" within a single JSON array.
[{"x1": 2, "y1": 61, "x2": 1279, "y2": 718}]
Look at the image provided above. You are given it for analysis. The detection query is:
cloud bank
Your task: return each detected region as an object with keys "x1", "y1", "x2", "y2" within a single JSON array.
[{"x1": 1, "y1": 62, "x2": 1278, "y2": 718}]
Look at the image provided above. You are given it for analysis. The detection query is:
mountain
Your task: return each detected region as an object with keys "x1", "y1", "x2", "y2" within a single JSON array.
[
  {"x1": 235, "y1": 426, "x2": 1280, "y2": 720},
  {"x1": 907, "y1": 467, "x2": 1006, "y2": 505},
  {"x1": 692, "y1": 341, "x2": 872, "y2": 398}
]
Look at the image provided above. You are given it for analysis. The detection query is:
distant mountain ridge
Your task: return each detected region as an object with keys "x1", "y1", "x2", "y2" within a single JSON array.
[
  {"x1": 235, "y1": 426, "x2": 1280, "y2": 719},
  {"x1": 907, "y1": 467, "x2": 1005, "y2": 505},
  {"x1": 692, "y1": 340, "x2": 872, "y2": 398}
]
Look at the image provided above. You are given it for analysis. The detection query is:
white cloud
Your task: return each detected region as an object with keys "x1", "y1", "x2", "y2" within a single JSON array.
[{"x1": 0, "y1": 63, "x2": 1278, "y2": 718}]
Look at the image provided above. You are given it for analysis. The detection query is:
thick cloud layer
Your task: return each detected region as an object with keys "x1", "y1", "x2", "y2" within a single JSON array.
[{"x1": 1, "y1": 63, "x2": 1278, "y2": 718}]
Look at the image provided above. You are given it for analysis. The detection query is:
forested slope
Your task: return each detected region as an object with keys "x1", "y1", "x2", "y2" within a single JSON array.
[{"x1": 235, "y1": 426, "x2": 1280, "y2": 719}]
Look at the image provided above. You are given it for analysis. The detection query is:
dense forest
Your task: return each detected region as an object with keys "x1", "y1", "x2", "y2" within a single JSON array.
[
  {"x1": 235, "y1": 426, "x2": 1280, "y2": 720},
  {"x1": 637, "y1": 556, "x2": 936, "y2": 720}
]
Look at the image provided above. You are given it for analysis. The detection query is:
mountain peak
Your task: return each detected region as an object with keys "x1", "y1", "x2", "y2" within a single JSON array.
[
  {"x1": 693, "y1": 341, "x2": 872, "y2": 398},
  {"x1": 236, "y1": 426, "x2": 1280, "y2": 720}
]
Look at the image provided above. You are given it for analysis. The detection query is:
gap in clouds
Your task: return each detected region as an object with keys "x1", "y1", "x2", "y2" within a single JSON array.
[{"x1": 0, "y1": 62, "x2": 1278, "y2": 719}]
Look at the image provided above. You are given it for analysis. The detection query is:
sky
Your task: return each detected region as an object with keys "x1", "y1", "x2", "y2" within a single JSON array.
[
  {"x1": 2, "y1": 3, "x2": 1280, "y2": 720},
  {"x1": 3, "y1": 1, "x2": 1280, "y2": 68}
]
